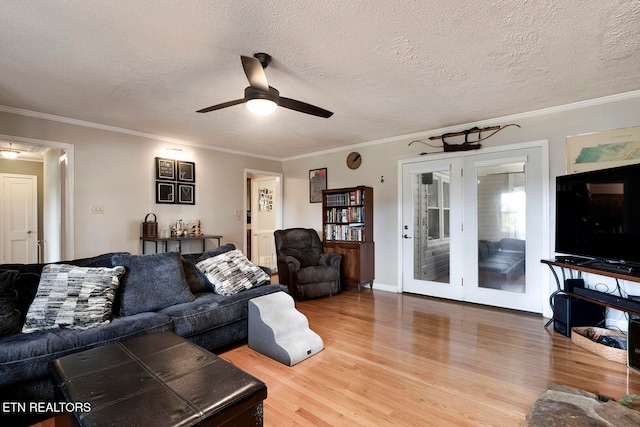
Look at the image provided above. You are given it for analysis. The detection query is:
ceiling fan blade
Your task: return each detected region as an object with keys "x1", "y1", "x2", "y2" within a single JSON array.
[
  {"x1": 196, "y1": 98, "x2": 245, "y2": 113},
  {"x1": 279, "y1": 97, "x2": 334, "y2": 118},
  {"x1": 241, "y1": 55, "x2": 269, "y2": 92}
]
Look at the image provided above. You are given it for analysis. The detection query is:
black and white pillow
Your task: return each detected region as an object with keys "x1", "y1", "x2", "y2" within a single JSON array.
[
  {"x1": 196, "y1": 249, "x2": 269, "y2": 296},
  {"x1": 22, "y1": 264, "x2": 125, "y2": 333}
]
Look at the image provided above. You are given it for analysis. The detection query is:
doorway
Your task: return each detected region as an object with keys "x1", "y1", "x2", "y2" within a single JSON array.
[
  {"x1": 244, "y1": 170, "x2": 283, "y2": 271},
  {"x1": 0, "y1": 174, "x2": 38, "y2": 263},
  {"x1": 0, "y1": 135, "x2": 74, "y2": 262},
  {"x1": 401, "y1": 141, "x2": 548, "y2": 313}
]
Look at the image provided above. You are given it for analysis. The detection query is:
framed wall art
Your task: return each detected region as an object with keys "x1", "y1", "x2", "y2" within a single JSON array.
[
  {"x1": 178, "y1": 184, "x2": 195, "y2": 205},
  {"x1": 309, "y1": 167, "x2": 327, "y2": 203},
  {"x1": 566, "y1": 126, "x2": 640, "y2": 173},
  {"x1": 156, "y1": 182, "x2": 175, "y2": 204},
  {"x1": 259, "y1": 188, "x2": 273, "y2": 211},
  {"x1": 177, "y1": 161, "x2": 195, "y2": 182},
  {"x1": 155, "y1": 157, "x2": 197, "y2": 204},
  {"x1": 156, "y1": 157, "x2": 176, "y2": 180}
]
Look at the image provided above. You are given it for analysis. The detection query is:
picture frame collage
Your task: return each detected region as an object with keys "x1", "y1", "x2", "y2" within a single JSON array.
[{"x1": 155, "y1": 157, "x2": 196, "y2": 205}]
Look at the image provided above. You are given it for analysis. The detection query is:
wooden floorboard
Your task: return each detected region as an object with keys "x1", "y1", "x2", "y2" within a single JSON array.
[{"x1": 220, "y1": 289, "x2": 640, "y2": 426}]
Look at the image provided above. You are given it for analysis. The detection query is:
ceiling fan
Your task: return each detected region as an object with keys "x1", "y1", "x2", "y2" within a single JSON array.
[{"x1": 196, "y1": 53, "x2": 333, "y2": 118}]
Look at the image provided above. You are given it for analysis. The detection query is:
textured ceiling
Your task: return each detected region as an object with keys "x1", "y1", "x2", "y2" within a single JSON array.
[{"x1": 1, "y1": 1, "x2": 639, "y2": 159}]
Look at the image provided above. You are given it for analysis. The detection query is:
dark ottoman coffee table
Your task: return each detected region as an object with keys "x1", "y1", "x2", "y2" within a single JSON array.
[{"x1": 50, "y1": 331, "x2": 266, "y2": 427}]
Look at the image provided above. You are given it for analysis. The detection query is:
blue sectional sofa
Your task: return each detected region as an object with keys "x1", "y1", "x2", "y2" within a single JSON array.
[
  {"x1": 0, "y1": 244, "x2": 285, "y2": 425},
  {"x1": 478, "y1": 238, "x2": 526, "y2": 286}
]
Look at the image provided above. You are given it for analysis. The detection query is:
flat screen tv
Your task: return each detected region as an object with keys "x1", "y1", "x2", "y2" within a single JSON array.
[{"x1": 555, "y1": 162, "x2": 640, "y2": 267}]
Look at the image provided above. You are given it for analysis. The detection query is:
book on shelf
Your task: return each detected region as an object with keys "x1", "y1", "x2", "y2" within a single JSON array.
[
  {"x1": 324, "y1": 223, "x2": 365, "y2": 241},
  {"x1": 325, "y1": 189, "x2": 365, "y2": 207},
  {"x1": 325, "y1": 206, "x2": 364, "y2": 223}
]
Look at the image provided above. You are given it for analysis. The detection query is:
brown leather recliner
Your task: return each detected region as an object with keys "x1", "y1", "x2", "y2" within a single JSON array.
[{"x1": 274, "y1": 228, "x2": 341, "y2": 300}]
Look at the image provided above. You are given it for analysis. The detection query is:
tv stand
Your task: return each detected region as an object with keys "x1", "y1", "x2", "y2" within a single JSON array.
[
  {"x1": 592, "y1": 262, "x2": 637, "y2": 275},
  {"x1": 541, "y1": 259, "x2": 640, "y2": 317}
]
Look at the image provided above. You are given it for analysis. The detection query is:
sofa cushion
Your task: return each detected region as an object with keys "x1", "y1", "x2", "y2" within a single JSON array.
[
  {"x1": 112, "y1": 251, "x2": 195, "y2": 316},
  {"x1": 0, "y1": 270, "x2": 21, "y2": 337},
  {"x1": 22, "y1": 264, "x2": 126, "y2": 333},
  {"x1": 196, "y1": 249, "x2": 270, "y2": 296},
  {"x1": 159, "y1": 284, "x2": 288, "y2": 337},
  {"x1": 0, "y1": 312, "x2": 173, "y2": 387}
]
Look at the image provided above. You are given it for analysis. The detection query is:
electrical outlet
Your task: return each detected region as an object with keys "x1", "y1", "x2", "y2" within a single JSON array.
[{"x1": 90, "y1": 205, "x2": 105, "y2": 214}]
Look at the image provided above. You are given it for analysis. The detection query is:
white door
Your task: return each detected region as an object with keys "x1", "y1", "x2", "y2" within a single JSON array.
[
  {"x1": 401, "y1": 143, "x2": 546, "y2": 313},
  {"x1": 461, "y1": 146, "x2": 545, "y2": 313},
  {"x1": 401, "y1": 158, "x2": 464, "y2": 300},
  {"x1": 1, "y1": 174, "x2": 38, "y2": 263},
  {"x1": 250, "y1": 177, "x2": 278, "y2": 270}
]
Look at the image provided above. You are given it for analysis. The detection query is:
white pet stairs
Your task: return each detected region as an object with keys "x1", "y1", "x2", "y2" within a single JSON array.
[{"x1": 248, "y1": 292, "x2": 324, "y2": 366}]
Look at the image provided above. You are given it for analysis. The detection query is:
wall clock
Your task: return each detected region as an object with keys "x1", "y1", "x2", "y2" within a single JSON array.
[{"x1": 346, "y1": 152, "x2": 362, "y2": 170}]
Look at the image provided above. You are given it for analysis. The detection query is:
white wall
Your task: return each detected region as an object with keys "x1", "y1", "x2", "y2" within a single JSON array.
[
  {"x1": 2, "y1": 93, "x2": 640, "y2": 325},
  {"x1": 0, "y1": 111, "x2": 282, "y2": 258},
  {"x1": 282, "y1": 93, "x2": 640, "y2": 324}
]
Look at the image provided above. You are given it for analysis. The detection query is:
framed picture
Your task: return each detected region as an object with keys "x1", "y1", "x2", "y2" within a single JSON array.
[
  {"x1": 309, "y1": 168, "x2": 327, "y2": 203},
  {"x1": 566, "y1": 126, "x2": 640, "y2": 173},
  {"x1": 178, "y1": 184, "x2": 195, "y2": 205},
  {"x1": 156, "y1": 157, "x2": 176, "y2": 180},
  {"x1": 156, "y1": 181, "x2": 175, "y2": 204},
  {"x1": 177, "y1": 161, "x2": 195, "y2": 182},
  {"x1": 259, "y1": 188, "x2": 273, "y2": 211}
]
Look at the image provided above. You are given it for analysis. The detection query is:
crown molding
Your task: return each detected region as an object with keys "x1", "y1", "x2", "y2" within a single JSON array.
[
  {"x1": 282, "y1": 90, "x2": 640, "y2": 161},
  {"x1": 0, "y1": 105, "x2": 281, "y2": 162},
  {"x1": 2, "y1": 89, "x2": 640, "y2": 163}
]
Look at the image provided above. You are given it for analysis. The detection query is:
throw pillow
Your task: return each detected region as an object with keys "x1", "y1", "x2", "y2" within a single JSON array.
[
  {"x1": 196, "y1": 249, "x2": 270, "y2": 296},
  {"x1": 21, "y1": 264, "x2": 126, "y2": 333},
  {"x1": 0, "y1": 270, "x2": 22, "y2": 337},
  {"x1": 112, "y1": 251, "x2": 195, "y2": 316},
  {"x1": 181, "y1": 243, "x2": 237, "y2": 293},
  {"x1": 196, "y1": 243, "x2": 236, "y2": 263}
]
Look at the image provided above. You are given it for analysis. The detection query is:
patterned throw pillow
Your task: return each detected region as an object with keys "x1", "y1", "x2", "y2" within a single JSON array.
[
  {"x1": 22, "y1": 264, "x2": 125, "y2": 333},
  {"x1": 196, "y1": 249, "x2": 270, "y2": 296}
]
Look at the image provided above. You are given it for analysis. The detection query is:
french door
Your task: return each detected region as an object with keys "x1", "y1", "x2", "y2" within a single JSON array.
[{"x1": 401, "y1": 143, "x2": 547, "y2": 313}]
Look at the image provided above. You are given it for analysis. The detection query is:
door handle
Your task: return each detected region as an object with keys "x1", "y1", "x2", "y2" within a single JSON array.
[
  {"x1": 403, "y1": 234, "x2": 412, "y2": 239},
  {"x1": 27, "y1": 230, "x2": 32, "y2": 234}
]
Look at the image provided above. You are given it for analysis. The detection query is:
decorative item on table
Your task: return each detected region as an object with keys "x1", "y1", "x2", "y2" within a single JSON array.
[
  {"x1": 142, "y1": 213, "x2": 158, "y2": 238},
  {"x1": 172, "y1": 219, "x2": 187, "y2": 237},
  {"x1": 192, "y1": 219, "x2": 202, "y2": 237}
]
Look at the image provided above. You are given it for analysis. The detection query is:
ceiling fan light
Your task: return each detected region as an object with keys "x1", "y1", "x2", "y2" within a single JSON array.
[
  {"x1": 0, "y1": 143, "x2": 19, "y2": 159},
  {"x1": 246, "y1": 98, "x2": 278, "y2": 116},
  {"x1": 1, "y1": 150, "x2": 18, "y2": 159}
]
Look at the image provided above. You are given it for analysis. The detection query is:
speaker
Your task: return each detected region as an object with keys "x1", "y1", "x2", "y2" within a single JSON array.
[
  {"x1": 629, "y1": 319, "x2": 640, "y2": 371},
  {"x1": 553, "y1": 294, "x2": 604, "y2": 337},
  {"x1": 564, "y1": 278, "x2": 584, "y2": 293}
]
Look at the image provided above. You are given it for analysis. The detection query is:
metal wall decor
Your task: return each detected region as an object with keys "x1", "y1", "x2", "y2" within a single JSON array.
[
  {"x1": 408, "y1": 124, "x2": 520, "y2": 155},
  {"x1": 155, "y1": 157, "x2": 196, "y2": 204}
]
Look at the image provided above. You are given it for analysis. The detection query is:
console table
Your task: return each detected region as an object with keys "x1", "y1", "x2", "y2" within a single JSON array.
[
  {"x1": 141, "y1": 234, "x2": 222, "y2": 254},
  {"x1": 541, "y1": 259, "x2": 640, "y2": 317}
]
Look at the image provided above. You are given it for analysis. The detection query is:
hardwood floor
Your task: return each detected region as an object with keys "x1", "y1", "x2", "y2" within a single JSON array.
[{"x1": 220, "y1": 289, "x2": 640, "y2": 426}]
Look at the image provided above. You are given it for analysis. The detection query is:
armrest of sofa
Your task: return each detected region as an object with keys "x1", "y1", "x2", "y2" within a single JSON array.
[
  {"x1": 319, "y1": 252, "x2": 342, "y2": 268},
  {"x1": 276, "y1": 255, "x2": 301, "y2": 287}
]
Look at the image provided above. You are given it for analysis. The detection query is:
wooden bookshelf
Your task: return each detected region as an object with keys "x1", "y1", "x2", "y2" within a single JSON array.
[{"x1": 322, "y1": 186, "x2": 374, "y2": 291}]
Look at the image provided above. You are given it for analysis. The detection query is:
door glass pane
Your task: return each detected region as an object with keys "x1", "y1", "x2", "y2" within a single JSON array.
[
  {"x1": 477, "y1": 162, "x2": 526, "y2": 293},
  {"x1": 413, "y1": 171, "x2": 450, "y2": 283}
]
